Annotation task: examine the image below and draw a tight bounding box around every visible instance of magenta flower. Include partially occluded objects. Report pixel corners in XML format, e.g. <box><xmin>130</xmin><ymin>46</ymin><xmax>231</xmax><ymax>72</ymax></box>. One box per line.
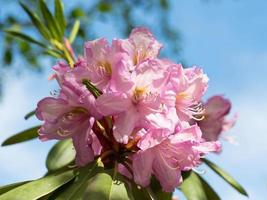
<box><xmin>197</xmin><ymin>95</ymin><xmax>237</xmax><ymax>141</ymax></box>
<box><xmin>132</xmin><ymin>124</ymin><xmax>221</xmax><ymax>192</ymax></box>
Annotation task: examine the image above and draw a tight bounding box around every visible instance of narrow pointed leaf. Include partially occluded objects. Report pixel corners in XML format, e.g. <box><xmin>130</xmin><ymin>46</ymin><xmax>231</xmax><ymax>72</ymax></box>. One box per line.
<box><xmin>39</xmin><ymin>0</ymin><xmax>62</xmax><ymax>40</ymax></box>
<box><xmin>46</xmin><ymin>139</ymin><xmax>75</xmax><ymax>172</ymax></box>
<box><xmin>19</xmin><ymin>2</ymin><xmax>51</xmax><ymax>40</ymax></box>
<box><xmin>24</xmin><ymin>110</ymin><xmax>36</xmax><ymax>120</ymax></box>
<box><xmin>0</xmin><ymin>181</ymin><xmax>30</xmax><ymax>195</ymax></box>
<box><xmin>43</xmin><ymin>49</ymin><xmax>64</xmax><ymax>59</ymax></box>
<box><xmin>1</xmin><ymin>126</ymin><xmax>40</xmax><ymax>146</ymax></box>
<box><xmin>68</xmin><ymin>20</ymin><xmax>80</xmax><ymax>44</ymax></box>
<box><xmin>180</xmin><ymin>171</ymin><xmax>220</xmax><ymax>200</ymax></box>
<box><xmin>4</xmin><ymin>30</ymin><xmax>46</xmax><ymax>48</ymax></box>
<box><xmin>0</xmin><ymin>170</ymin><xmax>75</xmax><ymax>200</ymax></box>
<box><xmin>55</xmin><ymin>0</ymin><xmax>66</xmax><ymax>35</ymax></box>
<box><xmin>202</xmin><ymin>158</ymin><xmax>248</xmax><ymax>196</ymax></box>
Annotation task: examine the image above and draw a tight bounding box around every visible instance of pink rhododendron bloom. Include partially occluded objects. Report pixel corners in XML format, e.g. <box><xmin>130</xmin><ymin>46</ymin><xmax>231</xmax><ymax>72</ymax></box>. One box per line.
<box><xmin>197</xmin><ymin>95</ymin><xmax>237</xmax><ymax>141</ymax></box>
<box><xmin>132</xmin><ymin>124</ymin><xmax>221</xmax><ymax>192</ymax></box>
<box><xmin>36</xmin><ymin>62</ymin><xmax>101</xmax><ymax>166</ymax></box>
<box><xmin>36</xmin><ymin>27</ymin><xmax>229</xmax><ymax>192</ymax></box>
<box><xmin>96</xmin><ymin>59</ymin><xmax>175</xmax><ymax>143</ymax></box>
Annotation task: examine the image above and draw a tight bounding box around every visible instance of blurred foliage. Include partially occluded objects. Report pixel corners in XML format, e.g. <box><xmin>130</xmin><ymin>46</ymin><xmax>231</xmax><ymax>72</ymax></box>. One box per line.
<box><xmin>0</xmin><ymin>0</ymin><xmax>181</xmax><ymax>99</ymax></box>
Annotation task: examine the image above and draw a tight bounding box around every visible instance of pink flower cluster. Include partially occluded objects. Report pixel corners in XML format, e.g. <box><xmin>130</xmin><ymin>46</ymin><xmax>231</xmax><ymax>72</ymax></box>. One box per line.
<box><xmin>36</xmin><ymin>28</ymin><xmax>223</xmax><ymax>192</ymax></box>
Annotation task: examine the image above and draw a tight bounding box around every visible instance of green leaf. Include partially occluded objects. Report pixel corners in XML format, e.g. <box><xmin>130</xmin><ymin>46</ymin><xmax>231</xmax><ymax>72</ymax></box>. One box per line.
<box><xmin>3</xmin><ymin>48</ymin><xmax>12</xmax><ymax>65</ymax></box>
<box><xmin>0</xmin><ymin>181</ymin><xmax>30</xmax><ymax>195</ymax></box>
<box><xmin>0</xmin><ymin>170</ymin><xmax>75</xmax><ymax>200</ymax></box>
<box><xmin>68</xmin><ymin>20</ymin><xmax>80</xmax><ymax>44</ymax></box>
<box><xmin>4</xmin><ymin>30</ymin><xmax>46</xmax><ymax>48</ymax></box>
<box><xmin>180</xmin><ymin>171</ymin><xmax>209</xmax><ymax>200</ymax></box>
<box><xmin>39</xmin><ymin>0</ymin><xmax>62</xmax><ymax>40</ymax></box>
<box><xmin>97</xmin><ymin>2</ymin><xmax>112</xmax><ymax>13</ymax></box>
<box><xmin>46</xmin><ymin>139</ymin><xmax>75</xmax><ymax>172</ymax></box>
<box><xmin>202</xmin><ymin>158</ymin><xmax>248</xmax><ymax>196</ymax></box>
<box><xmin>54</xmin><ymin>0</ymin><xmax>66</xmax><ymax>35</ymax></box>
<box><xmin>19</xmin><ymin>1</ymin><xmax>51</xmax><ymax>40</ymax></box>
<box><xmin>24</xmin><ymin>110</ymin><xmax>36</xmax><ymax>120</ymax></box>
<box><xmin>56</xmin><ymin>163</ymin><xmax>133</xmax><ymax>200</ymax></box>
<box><xmin>150</xmin><ymin>176</ymin><xmax>172</xmax><ymax>200</ymax></box>
<box><xmin>43</xmin><ymin>49</ymin><xmax>64</xmax><ymax>59</ymax></box>
<box><xmin>1</xmin><ymin>126</ymin><xmax>40</xmax><ymax>146</ymax></box>
<box><xmin>197</xmin><ymin>174</ymin><xmax>220</xmax><ymax>200</ymax></box>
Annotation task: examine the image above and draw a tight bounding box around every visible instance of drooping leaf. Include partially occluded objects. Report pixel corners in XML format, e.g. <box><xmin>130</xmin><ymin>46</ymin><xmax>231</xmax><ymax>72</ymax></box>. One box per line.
<box><xmin>202</xmin><ymin>158</ymin><xmax>248</xmax><ymax>196</ymax></box>
<box><xmin>0</xmin><ymin>170</ymin><xmax>75</xmax><ymax>200</ymax></box>
<box><xmin>3</xmin><ymin>48</ymin><xmax>12</xmax><ymax>65</ymax></box>
<box><xmin>68</xmin><ymin>20</ymin><xmax>80</xmax><ymax>44</ymax></box>
<box><xmin>0</xmin><ymin>181</ymin><xmax>30</xmax><ymax>195</ymax></box>
<box><xmin>46</xmin><ymin>139</ymin><xmax>75</xmax><ymax>172</ymax></box>
<box><xmin>19</xmin><ymin>1</ymin><xmax>51</xmax><ymax>40</ymax></box>
<box><xmin>56</xmin><ymin>163</ymin><xmax>133</xmax><ymax>200</ymax></box>
<box><xmin>54</xmin><ymin>0</ymin><xmax>66</xmax><ymax>35</ymax></box>
<box><xmin>24</xmin><ymin>110</ymin><xmax>36</xmax><ymax>120</ymax></box>
<box><xmin>39</xmin><ymin>0</ymin><xmax>62</xmax><ymax>40</ymax></box>
<box><xmin>181</xmin><ymin>171</ymin><xmax>220</xmax><ymax>200</ymax></box>
<box><xmin>1</xmin><ymin>126</ymin><xmax>40</xmax><ymax>146</ymax></box>
<box><xmin>3</xmin><ymin>30</ymin><xmax>46</xmax><ymax>48</ymax></box>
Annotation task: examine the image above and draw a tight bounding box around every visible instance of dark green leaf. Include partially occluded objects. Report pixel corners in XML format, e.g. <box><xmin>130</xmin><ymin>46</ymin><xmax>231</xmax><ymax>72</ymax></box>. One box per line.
<box><xmin>202</xmin><ymin>158</ymin><xmax>248</xmax><ymax>196</ymax></box>
<box><xmin>0</xmin><ymin>170</ymin><xmax>75</xmax><ymax>200</ymax></box>
<box><xmin>46</xmin><ymin>139</ymin><xmax>75</xmax><ymax>172</ymax></box>
<box><xmin>0</xmin><ymin>181</ymin><xmax>30</xmax><ymax>195</ymax></box>
<box><xmin>70</xmin><ymin>8</ymin><xmax>85</xmax><ymax>18</ymax></box>
<box><xmin>3</xmin><ymin>48</ymin><xmax>12</xmax><ymax>65</ymax></box>
<box><xmin>56</xmin><ymin>163</ymin><xmax>133</xmax><ymax>200</ymax></box>
<box><xmin>4</xmin><ymin>30</ymin><xmax>46</xmax><ymax>48</ymax></box>
<box><xmin>150</xmin><ymin>176</ymin><xmax>172</xmax><ymax>200</ymax></box>
<box><xmin>39</xmin><ymin>0</ymin><xmax>62</xmax><ymax>40</ymax></box>
<box><xmin>24</xmin><ymin>110</ymin><xmax>36</xmax><ymax>120</ymax></box>
<box><xmin>55</xmin><ymin>0</ymin><xmax>66</xmax><ymax>35</ymax></box>
<box><xmin>68</xmin><ymin>20</ymin><xmax>80</xmax><ymax>44</ymax></box>
<box><xmin>197</xmin><ymin>174</ymin><xmax>220</xmax><ymax>200</ymax></box>
<box><xmin>19</xmin><ymin>1</ymin><xmax>51</xmax><ymax>40</ymax></box>
<box><xmin>97</xmin><ymin>2</ymin><xmax>112</xmax><ymax>13</ymax></box>
<box><xmin>1</xmin><ymin>126</ymin><xmax>40</xmax><ymax>146</ymax></box>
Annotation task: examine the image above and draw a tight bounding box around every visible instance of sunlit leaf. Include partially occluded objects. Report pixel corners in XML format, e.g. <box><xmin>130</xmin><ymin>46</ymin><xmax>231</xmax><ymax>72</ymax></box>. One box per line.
<box><xmin>43</xmin><ymin>49</ymin><xmax>64</xmax><ymax>59</ymax></box>
<box><xmin>1</xmin><ymin>126</ymin><xmax>40</xmax><ymax>146</ymax></box>
<box><xmin>177</xmin><ymin>172</ymin><xmax>219</xmax><ymax>200</ymax></box>
<box><xmin>19</xmin><ymin>1</ymin><xmax>51</xmax><ymax>40</ymax></box>
<box><xmin>0</xmin><ymin>170</ymin><xmax>75</xmax><ymax>200</ymax></box>
<box><xmin>24</xmin><ymin>110</ymin><xmax>36</xmax><ymax>120</ymax></box>
<box><xmin>56</xmin><ymin>163</ymin><xmax>133</xmax><ymax>200</ymax></box>
<box><xmin>39</xmin><ymin>0</ymin><xmax>62</xmax><ymax>40</ymax></box>
<box><xmin>68</xmin><ymin>20</ymin><xmax>80</xmax><ymax>44</ymax></box>
<box><xmin>202</xmin><ymin>158</ymin><xmax>248</xmax><ymax>196</ymax></box>
<box><xmin>46</xmin><ymin>139</ymin><xmax>75</xmax><ymax>172</ymax></box>
<box><xmin>0</xmin><ymin>181</ymin><xmax>30</xmax><ymax>195</ymax></box>
<box><xmin>55</xmin><ymin>0</ymin><xmax>66</xmax><ymax>35</ymax></box>
<box><xmin>4</xmin><ymin>30</ymin><xmax>46</xmax><ymax>48</ymax></box>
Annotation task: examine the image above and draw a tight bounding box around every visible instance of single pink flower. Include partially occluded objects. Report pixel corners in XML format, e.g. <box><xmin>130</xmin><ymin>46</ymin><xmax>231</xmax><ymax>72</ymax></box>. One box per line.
<box><xmin>197</xmin><ymin>95</ymin><xmax>237</xmax><ymax>141</ymax></box>
<box><xmin>132</xmin><ymin>124</ymin><xmax>220</xmax><ymax>192</ymax></box>
<box><xmin>168</xmin><ymin>66</ymin><xmax>209</xmax><ymax>121</ymax></box>
<box><xmin>114</xmin><ymin>27</ymin><xmax>162</xmax><ymax>66</ymax></box>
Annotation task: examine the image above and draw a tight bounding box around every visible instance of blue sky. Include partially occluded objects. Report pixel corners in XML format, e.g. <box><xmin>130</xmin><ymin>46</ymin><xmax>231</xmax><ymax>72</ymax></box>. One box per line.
<box><xmin>0</xmin><ymin>0</ymin><xmax>267</xmax><ymax>199</ymax></box>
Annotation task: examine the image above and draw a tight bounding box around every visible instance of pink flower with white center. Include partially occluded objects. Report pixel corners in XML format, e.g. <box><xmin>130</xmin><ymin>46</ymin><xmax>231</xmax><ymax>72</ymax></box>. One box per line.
<box><xmin>114</xmin><ymin>27</ymin><xmax>162</xmax><ymax>66</ymax></box>
<box><xmin>132</xmin><ymin>124</ymin><xmax>221</xmax><ymax>192</ymax></box>
<box><xmin>197</xmin><ymin>95</ymin><xmax>237</xmax><ymax>141</ymax></box>
<box><xmin>96</xmin><ymin>59</ymin><xmax>172</xmax><ymax>144</ymax></box>
<box><xmin>169</xmin><ymin>66</ymin><xmax>209</xmax><ymax>121</ymax></box>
